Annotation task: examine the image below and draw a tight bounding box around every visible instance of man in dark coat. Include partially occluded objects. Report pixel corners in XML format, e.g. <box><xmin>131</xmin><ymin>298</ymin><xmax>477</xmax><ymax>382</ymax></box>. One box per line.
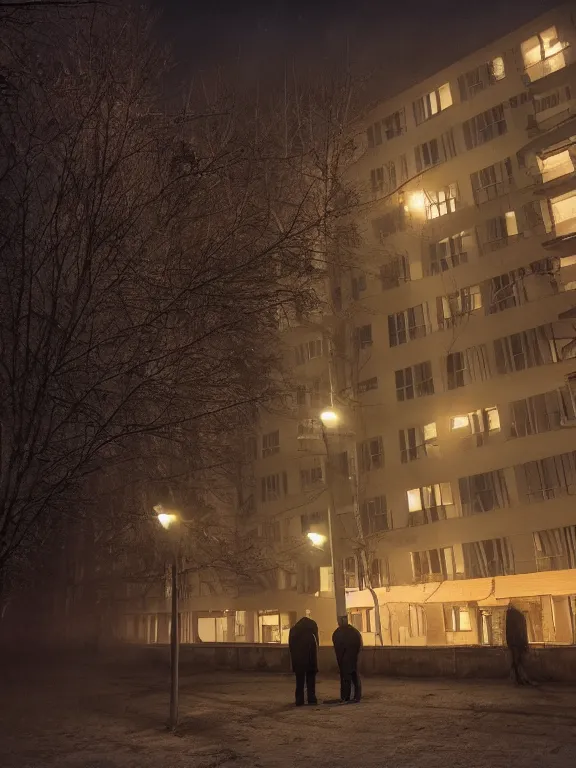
<box><xmin>288</xmin><ymin>616</ymin><xmax>319</xmax><ymax>706</ymax></box>
<box><xmin>332</xmin><ymin>617</ymin><xmax>363</xmax><ymax>702</ymax></box>
<box><xmin>506</xmin><ymin>604</ymin><xmax>530</xmax><ymax>685</ymax></box>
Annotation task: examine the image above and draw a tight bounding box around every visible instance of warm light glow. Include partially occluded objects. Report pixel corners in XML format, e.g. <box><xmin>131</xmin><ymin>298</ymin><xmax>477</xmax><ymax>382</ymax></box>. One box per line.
<box><xmin>491</xmin><ymin>56</ymin><xmax>505</xmax><ymax>81</ymax></box>
<box><xmin>551</xmin><ymin>192</ymin><xmax>576</xmax><ymax>235</ymax></box>
<box><xmin>407</xmin><ymin>191</ymin><xmax>426</xmax><ymax>213</ymax></box>
<box><xmin>438</xmin><ymin>83</ymin><xmax>453</xmax><ymax>111</ymax></box>
<box><xmin>505</xmin><ymin>211</ymin><xmax>518</xmax><ymax>237</ymax></box>
<box><xmin>538</xmin><ymin>151</ymin><xmax>574</xmax><ymax>183</ymax></box>
<box><xmin>451</xmin><ymin>415</ymin><xmax>470</xmax><ymax>430</ymax></box>
<box><xmin>154</xmin><ymin>504</ymin><xmax>179</xmax><ymax>529</ymax></box>
<box><xmin>487</xmin><ymin>407</ymin><xmax>501</xmax><ymax>432</ymax></box>
<box><xmin>407</xmin><ymin>488</ymin><xmax>422</xmax><ymax>513</ymax></box>
<box><xmin>522</xmin><ymin>27</ymin><xmax>567</xmax><ymax>81</ymax></box>
<box><xmin>320</xmin><ymin>409</ymin><xmax>339</xmax><ymax>425</ymax></box>
<box><xmin>307</xmin><ymin>531</ymin><xmax>327</xmax><ymax>547</ymax></box>
<box><xmin>157</xmin><ymin>513</ymin><xmax>178</xmax><ymax>529</ymax></box>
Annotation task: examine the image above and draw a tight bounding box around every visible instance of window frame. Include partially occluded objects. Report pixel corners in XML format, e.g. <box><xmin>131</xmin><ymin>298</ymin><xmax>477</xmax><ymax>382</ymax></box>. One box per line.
<box><xmin>262</xmin><ymin>430</ymin><xmax>280</xmax><ymax>458</ymax></box>
<box><xmin>399</xmin><ymin>423</ymin><xmax>437</xmax><ymax>463</ymax></box>
<box><xmin>395</xmin><ymin>361</ymin><xmax>434</xmax><ymax>401</ymax></box>
<box><xmin>413</xmin><ymin>82</ymin><xmax>453</xmax><ymax>125</ymax></box>
<box><xmin>388</xmin><ymin>303</ymin><xmax>430</xmax><ymax>347</ymax></box>
<box><xmin>425</xmin><ymin>184</ymin><xmax>458</xmax><ymax>220</ymax></box>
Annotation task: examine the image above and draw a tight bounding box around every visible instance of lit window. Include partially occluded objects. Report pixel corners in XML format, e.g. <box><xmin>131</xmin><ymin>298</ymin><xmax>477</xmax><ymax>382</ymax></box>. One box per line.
<box><xmin>438</xmin><ymin>285</ymin><xmax>482</xmax><ymax>328</ymax></box>
<box><xmin>550</xmin><ymin>192</ymin><xmax>576</xmax><ymax>236</ymax></box>
<box><xmin>407</xmin><ymin>488</ymin><xmax>423</xmax><ymax>512</ymax></box>
<box><xmin>438</xmin><ymin>83</ymin><xmax>453</xmax><ymax>111</ymax></box>
<box><xmin>538</xmin><ymin>150</ymin><xmax>574</xmax><ymax>183</ymax></box>
<box><xmin>487</xmin><ymin>407</ymin><xmax>501</xmax><ymax>432</ymax></box>
<box><xmin>450</xmin><ymin>408</ymin><xmax>500</xmax><ymax>444</ymax></box>
<box><xmin>522</xmin><ymin>26</ymin><xmax>568</xmax><ymax>82</ymax></box>
<box><xmin>491</xmin><ymin>56</ymin><xmax>505</xmax><ymax>81</ymax></box>
<box><xmin>399</xmin><ymin>423</ymin><xmax>437</xmax><ymax>463</ymax></box>
<box><xmin>505</xmin><ymin>211</ymin><xmax>518</xmax><ymax>236</ymax></box>
<box><xmin>413</xmin><ymin>83</ymin><xmax>452</xmax><ymax>124</ymax></box>
<box><xmin>426</xmin><ymin>184</ymin><xmax>458</xmax><ymax>220</ymax></box>
<box><xmin>446</xmin><ymin>606</ymin><xmax>472</xmax><ymax>632</ymax></box>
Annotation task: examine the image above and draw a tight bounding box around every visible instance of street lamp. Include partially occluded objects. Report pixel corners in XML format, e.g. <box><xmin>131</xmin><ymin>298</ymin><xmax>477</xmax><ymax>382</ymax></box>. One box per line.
<box><xmin>319</xmin><ymin>409</ymin><xmax>339</xmax><ymax>425</ymax></box>
<box><xmin>404</xmin><ymin>190</ymin><xmax>426</xmax><ymax>214</ymax></box>
<box><xmin>317</xmin><ymin>409</ymin><xmax>348</xmax><ymax>626</ymax></box>
<box><xmin>307</xmin><ymin>531</ymin><xmax>327</xmax><ymax>547</ymax></box>
<box><xmin>154</xmin><ymin>504</ymin><xmax>180</xmax><ymax>731</ymax></box>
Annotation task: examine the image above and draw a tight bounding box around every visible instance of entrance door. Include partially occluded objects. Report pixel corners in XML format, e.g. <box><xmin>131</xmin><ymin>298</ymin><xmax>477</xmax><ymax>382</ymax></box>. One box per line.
<box><xmin>480</xmin><ymin>611</ymin><xmax>493</xmax><ymax>645</ymax></box>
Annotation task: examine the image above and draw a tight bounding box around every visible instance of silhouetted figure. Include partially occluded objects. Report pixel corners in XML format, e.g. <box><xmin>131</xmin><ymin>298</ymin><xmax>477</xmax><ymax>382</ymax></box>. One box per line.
<box><xmin>506</xmin><ymin>604</ymin><xmax>530</xmax><ymax>685</ymax></box>
<box><xmin>288</xmin><ymin>616</ymin><xmax>319</xmax><ymax>706</ymax></box>
<box><xmin>332</xmin><ymin>618</ymin><xmax>363</xmax><ymax>702</ymax></box>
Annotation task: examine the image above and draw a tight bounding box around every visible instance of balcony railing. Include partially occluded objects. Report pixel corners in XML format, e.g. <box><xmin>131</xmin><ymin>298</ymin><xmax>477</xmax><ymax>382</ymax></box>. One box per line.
<box><xmin>525</xmin><ymin>47</ymin><xmax>569</xmax><ymax>84</ymax></box>
<box><xmin>408</xmin><ymin>506</ymin><xmax>452</xmax><ymax>526</ymax></box>
<box><xmin>536</xmin><ymin>554</ymin><xmax>575</xmax><ymax>571</ymax></box>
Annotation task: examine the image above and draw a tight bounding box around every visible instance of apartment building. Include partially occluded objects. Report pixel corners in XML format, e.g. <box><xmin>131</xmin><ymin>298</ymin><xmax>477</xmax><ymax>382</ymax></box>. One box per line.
<box><xmin>118</xmin><ymin>3</ymin><xmax>576</xmax><ymax>648</ymax></box>
<box><xmin>342</xmin><ymin>1</ymin><xmax>576</xmax><ymax>647</ymax></box>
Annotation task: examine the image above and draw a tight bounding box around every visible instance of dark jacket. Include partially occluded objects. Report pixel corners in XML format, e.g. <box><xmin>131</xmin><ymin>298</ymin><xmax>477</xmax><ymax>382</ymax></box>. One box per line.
<box><xmin>289</xmin><ymin>617</ymin><xmax>319</xmax><ymax>674</ymax></box>
<box><xmin>332</xmin><ymin>624</ymin><xmax>363</xmax><ymax>673</ymax></box>
<box><xmin>506</xmin><ymin>606</ymin><xmax>529</xmax><ymax>651</ymax></box>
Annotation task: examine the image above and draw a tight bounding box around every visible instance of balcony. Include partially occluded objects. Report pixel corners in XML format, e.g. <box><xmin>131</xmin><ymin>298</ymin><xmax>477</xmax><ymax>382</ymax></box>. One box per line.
<box><xmin>536</xmin><ymin>554</ymin><xmax>574</xmax><ymax>572</ymax></box>
<box><xmin>408</xmin><ymin>506</ymin><xmax>452</xmax><ymax>527</ymax></box>
<box><xmin>542</xmin><ymin>191</ymin><xmax>576</xmax><ymax>248</ymax></box>
<box><xmin>524</xmin><ymin>46</ymin><xmax>574</xmax><ymax>92</ymax></box>
<box><xmin>537</xmin><ymin>150</ymin><xmax>575</xmax><ymax>186</ymax></box>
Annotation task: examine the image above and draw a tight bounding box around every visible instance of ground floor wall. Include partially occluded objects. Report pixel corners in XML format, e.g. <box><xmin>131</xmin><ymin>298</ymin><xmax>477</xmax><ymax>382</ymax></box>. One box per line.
<box><xmin>115</xmin><ymin>571</ymin><xmax>576</xmax><ymax>648</ymax></box>
<box><xmin>128</xmin><ymin>641</ymin><xmax>576</xmax><ymax>682</ymax></box>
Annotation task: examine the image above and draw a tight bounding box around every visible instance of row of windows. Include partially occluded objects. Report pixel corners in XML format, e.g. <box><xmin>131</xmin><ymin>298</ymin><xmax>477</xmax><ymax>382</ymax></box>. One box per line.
<box><xmin>260</xmin><ymin>380</ymin><xmax>576</xmax><ymax>479</ymax></box>
<box><xmin>293</xmin><ymin>320</ymin><xmax>574</xmax><ymax>401</ymax></box>
<box><xmin>259</xmin><ymin>450</ymin><xmax>351</xmax><ymax>501</ymax></box>
<box><xmin>365</xmin><ymin>24</ymin><xmax>567</xmax><ymax>152</ymax></box>
<box><xmin>361</xmin><ymin>443</ymin><xmax>576</xmax><ymax>543</ymax></box>
<box><xmin>364</xmin><ymin>185</ymin><xmax>571</xmax><ymax>305</ymax></box>
<box><xmin>391</xmin><ymin>321</ymin><xmax>573</xmax><ymax>402</ymax></box>
<box><xmin>370</xmin><ymin>147</ymin><xmax>575</xmax><ymax>285</ymax></box>
<box><xmin>263</xmin><ymin>523</ymin><xmax>576</xmax><ymax>590</ymax></box>
<box><xmin>369</xmin><ymin>105</ymin><xmax>509</xmax><ymax>198</ymax></box>
<box><xmin>412</xmin><ymin>524</ymin><xmax>576</xmax><ymax>584</ymax></box>
<box><xmin>387</xmin><ymin>256</ymin><xmax>558</xmax><ymax>347</ymax></box>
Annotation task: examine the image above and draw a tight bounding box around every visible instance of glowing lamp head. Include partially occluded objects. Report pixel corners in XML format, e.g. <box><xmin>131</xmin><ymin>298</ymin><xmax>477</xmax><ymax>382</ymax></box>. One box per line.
<box><xmin>307</xmin><ymin>531</ymin><xmax>327</xmax><ymax>547</ymax></box>
<box><xmin>320</xmin><ymin>409</ymin><xmax>338</xmax><ymax>425</ymax></box>
<box><xmin>406</xmin><ymin>191</ymin><xmax>426</xmax><ymax>213</ymax></box>
<box><xmin>154</xmin><ymin>504</ymin><xmax>179</xmax><ymax>529</ymax></box>
<box><xmin>157</xmin><ymin>512</ymin><xmax>178</xmax><ymax>529</ymax></box>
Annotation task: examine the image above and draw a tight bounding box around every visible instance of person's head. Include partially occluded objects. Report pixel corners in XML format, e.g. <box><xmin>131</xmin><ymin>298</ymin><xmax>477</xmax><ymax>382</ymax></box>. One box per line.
<box><xmin>337</xmin><ymin>615</ymin><xmax>349</xmax><ymax>628</ymax></box>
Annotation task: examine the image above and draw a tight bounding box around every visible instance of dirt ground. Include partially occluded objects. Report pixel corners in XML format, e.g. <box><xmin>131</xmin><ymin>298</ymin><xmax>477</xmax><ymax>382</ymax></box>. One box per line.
<box><xmin>2</xmin><ymin>655</ymin><xmax>576</xmax><ymax>768</ymax></box>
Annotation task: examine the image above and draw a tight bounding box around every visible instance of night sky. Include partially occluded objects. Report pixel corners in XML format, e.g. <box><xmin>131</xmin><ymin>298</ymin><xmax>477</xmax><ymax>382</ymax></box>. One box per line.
<box><xmin>152</xmin><ymin>0</ymin><xmax>564</xmax><ymax>98</ymax></box>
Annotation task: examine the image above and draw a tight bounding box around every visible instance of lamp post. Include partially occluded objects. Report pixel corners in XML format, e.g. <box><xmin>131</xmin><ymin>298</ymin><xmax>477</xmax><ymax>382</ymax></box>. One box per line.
<box><xmin>154</xmin><ymin>505</ymin><xmax>180</xmax><ymax>731</ymax></box>
<box><xmin>315</xmin><ymin>409</ymin><xmax>348</xmax><ymax>626</ymax></box>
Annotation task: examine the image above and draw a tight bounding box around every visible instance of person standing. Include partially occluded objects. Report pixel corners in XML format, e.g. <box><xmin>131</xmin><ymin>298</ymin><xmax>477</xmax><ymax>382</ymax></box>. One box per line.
<box><xmin>288</xmin><ymin>616</ymin><xmax>319</xmax><ymax>706</ymax></box>
<box><xmin>332</xmin><ymin>617</ymin><xmax>363</xmax><ymax>703</ymax></box>
<box><xmin>506</xmin><ymin>603</ymin><xmax>530</xmax><ymax>685</ymax></box>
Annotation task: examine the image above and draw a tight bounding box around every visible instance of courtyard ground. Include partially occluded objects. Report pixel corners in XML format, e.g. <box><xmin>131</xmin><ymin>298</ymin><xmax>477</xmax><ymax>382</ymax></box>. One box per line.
<box><xmin>2</xmin><ymin>654</ymin><xmax>576</xmax><ymax>768</ymax></box>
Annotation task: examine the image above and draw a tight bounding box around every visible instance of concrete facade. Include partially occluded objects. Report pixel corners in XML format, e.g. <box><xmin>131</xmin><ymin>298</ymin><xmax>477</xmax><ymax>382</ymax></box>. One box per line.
<box><xmin>118</xmin><ymin>3</ymin><xmax>576</xmax><ymax>650</ymax></box>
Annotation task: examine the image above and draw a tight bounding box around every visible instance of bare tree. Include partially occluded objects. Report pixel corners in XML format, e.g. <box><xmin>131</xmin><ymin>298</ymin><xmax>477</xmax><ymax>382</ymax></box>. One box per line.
<box><xmin>0</xmin><ymin>3</ymin><xmax>359</xmax><ymax>623</ymax></box>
